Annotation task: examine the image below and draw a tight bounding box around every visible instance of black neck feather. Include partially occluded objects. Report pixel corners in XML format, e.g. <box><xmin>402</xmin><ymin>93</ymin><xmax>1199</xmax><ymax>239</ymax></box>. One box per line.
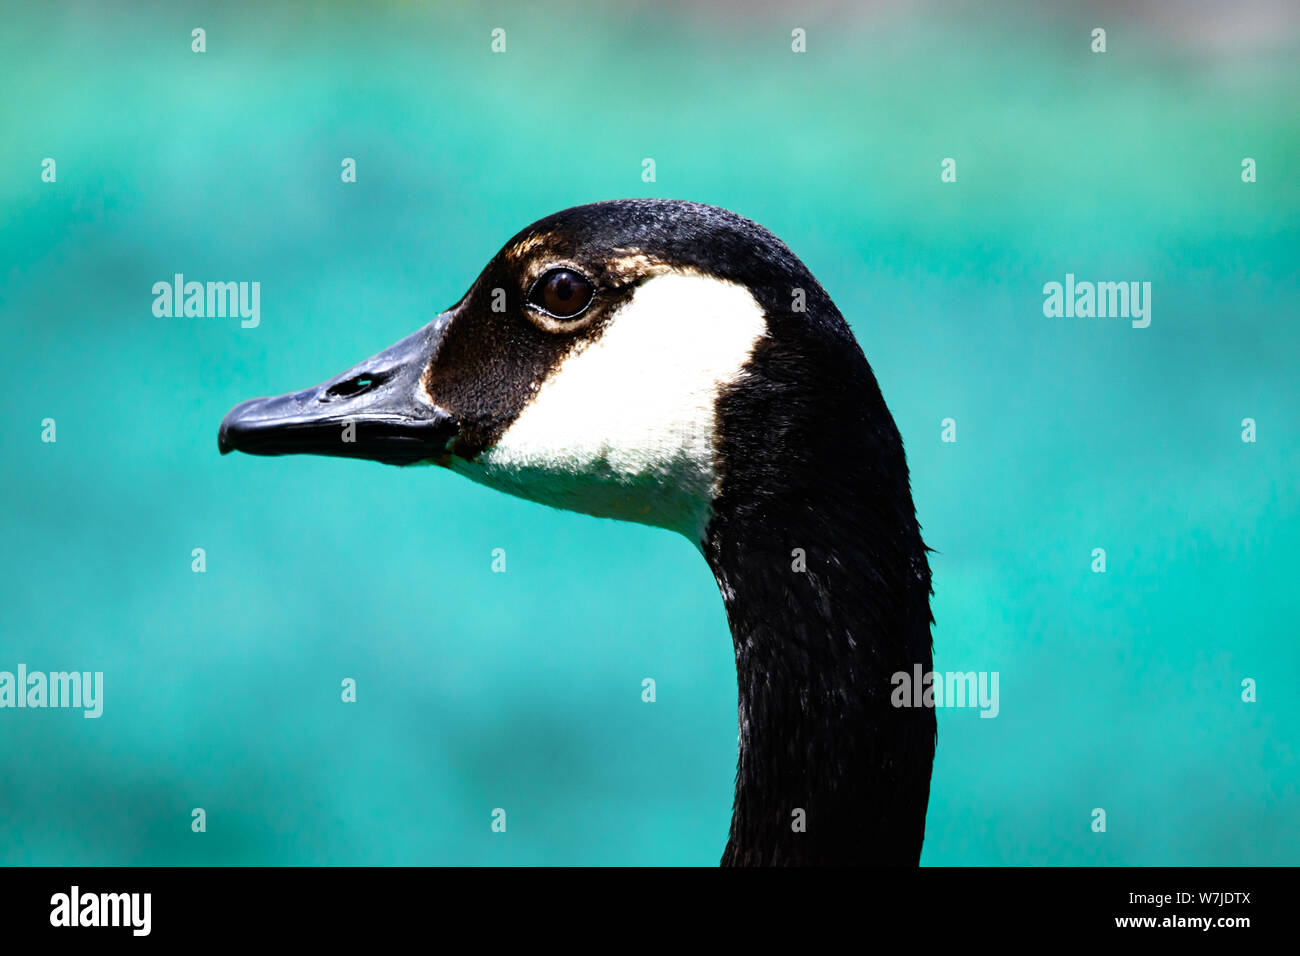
<box><xmin>704</xmin><ymin>299</ymin><xmax>935</xmax><ymax>867</ymax></box>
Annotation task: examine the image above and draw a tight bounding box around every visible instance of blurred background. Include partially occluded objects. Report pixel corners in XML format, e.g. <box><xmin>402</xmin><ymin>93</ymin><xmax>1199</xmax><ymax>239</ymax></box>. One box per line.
<box><xmin>0</xmin><ymin>0</ymin><xmax>1296</xmax><ymax>865</ymax></box>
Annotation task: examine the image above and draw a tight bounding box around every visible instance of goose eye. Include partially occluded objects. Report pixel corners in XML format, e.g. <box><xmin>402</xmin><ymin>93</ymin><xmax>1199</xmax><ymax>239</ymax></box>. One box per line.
<box><xmin>530</xmin><ymin>268</ymin><xmax>594</xmax><ymax>319</ymax></box>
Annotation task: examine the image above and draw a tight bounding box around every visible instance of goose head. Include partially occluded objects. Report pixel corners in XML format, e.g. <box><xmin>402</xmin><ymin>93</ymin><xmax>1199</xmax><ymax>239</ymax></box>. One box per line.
<box><xmin>221</xmin><ymin>199</ymin><xmax>816</xmax><ymax>544</ymax></box>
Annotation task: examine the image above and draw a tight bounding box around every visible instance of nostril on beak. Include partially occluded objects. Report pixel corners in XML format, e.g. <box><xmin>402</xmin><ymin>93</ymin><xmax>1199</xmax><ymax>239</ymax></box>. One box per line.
<box><xmin>323</xmin><ymin>370</ymin><xmax>390</xmax><ymax>401</ymax></box>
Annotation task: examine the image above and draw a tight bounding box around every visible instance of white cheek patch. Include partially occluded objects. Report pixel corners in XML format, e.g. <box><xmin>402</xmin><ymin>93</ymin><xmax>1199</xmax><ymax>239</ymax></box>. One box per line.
<box><xmin>451</xmin><ymin>271</ymin><xmax>768</xmax><ymax>543</ymax></box>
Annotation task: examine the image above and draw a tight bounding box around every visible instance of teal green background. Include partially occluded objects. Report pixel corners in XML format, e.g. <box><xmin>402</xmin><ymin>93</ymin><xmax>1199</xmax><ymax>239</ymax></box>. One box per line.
<box><xmin>1</xmin><ymin>1</ymin><xmax>1296</xmax><ymax>865</ymax></box>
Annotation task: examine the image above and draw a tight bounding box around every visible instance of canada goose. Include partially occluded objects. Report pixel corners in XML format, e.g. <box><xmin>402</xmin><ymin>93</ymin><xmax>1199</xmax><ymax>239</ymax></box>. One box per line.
<box><xmin>219</xmin><ymin>199</ymin><xmax>935</xmax><ymax>866</ymax></box>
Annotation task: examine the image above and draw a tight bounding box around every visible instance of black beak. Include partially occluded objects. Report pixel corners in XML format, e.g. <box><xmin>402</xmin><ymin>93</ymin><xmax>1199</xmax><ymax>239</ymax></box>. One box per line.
<box><xmin>218</xmin><ymin>314</ymin><xmax>459</xmax><ymax>466</ymax></box>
